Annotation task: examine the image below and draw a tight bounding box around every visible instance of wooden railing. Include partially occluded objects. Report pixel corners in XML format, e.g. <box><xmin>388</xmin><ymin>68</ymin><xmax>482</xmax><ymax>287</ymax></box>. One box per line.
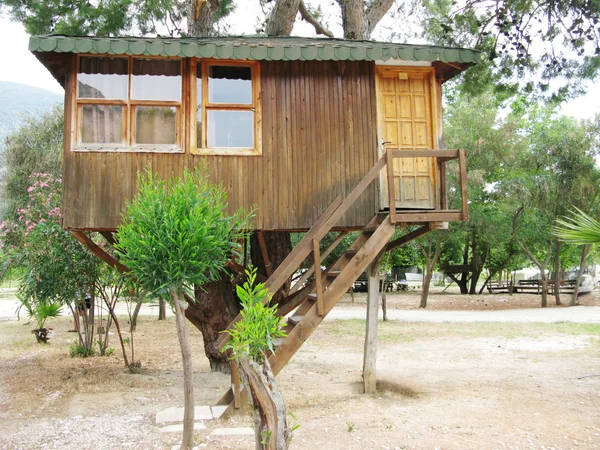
<box><xmin>386</xmin><ymin>149</ymin><xmax>468</xmax><ymax>224</ymax></box>
<box><xmin>216</xmin><ymin>149</ymin><xmax>468</xmax><ymax>350</ymax></box>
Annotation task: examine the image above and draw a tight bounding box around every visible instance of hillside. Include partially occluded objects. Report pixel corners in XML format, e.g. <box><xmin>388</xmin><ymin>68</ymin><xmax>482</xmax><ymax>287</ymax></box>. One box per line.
<box><xmin>0</xmin><ymin>81</ymin><xmax>63</xmax><ymax>148</ymax></box>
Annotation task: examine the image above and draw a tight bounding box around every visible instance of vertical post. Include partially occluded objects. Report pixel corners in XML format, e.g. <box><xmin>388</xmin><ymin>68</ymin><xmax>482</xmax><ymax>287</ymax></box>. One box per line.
<box><xmin>386</xmin><ymin>151</ymin><xmax>397</xmax><ymax>224</ymax></box>
<box><xmin>363</xmin><ymin>252</ymin><xmax>384</xmax><ymax>394</ymax></box>
<box><xmin>458</xmin><ymin>149</ymin><xmax>468</xmax><ymax>221</ymax></box>
<box><xmin>438</xmin><ymin>160</ymin><xmax>447</xmax><ymax>210</ymax></box>
<box><xmin>313</xmin><ymin>239</ymin><xmax>324</xmax><ymax>316</ymax></box>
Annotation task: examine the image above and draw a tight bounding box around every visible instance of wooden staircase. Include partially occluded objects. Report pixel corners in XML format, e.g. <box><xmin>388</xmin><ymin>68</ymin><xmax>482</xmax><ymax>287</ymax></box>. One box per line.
<box><xmin>215</xmin><ymin>150</ymin><xmax>468</xmax><ymax>414</ymax></box>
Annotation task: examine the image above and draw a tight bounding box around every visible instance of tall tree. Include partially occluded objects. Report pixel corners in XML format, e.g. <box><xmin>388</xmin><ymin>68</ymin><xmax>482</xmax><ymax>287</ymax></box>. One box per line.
<box><xmin>115</xmin><ymin>167</ymin><xmax>250</xmax><ymax>449</ymax></box>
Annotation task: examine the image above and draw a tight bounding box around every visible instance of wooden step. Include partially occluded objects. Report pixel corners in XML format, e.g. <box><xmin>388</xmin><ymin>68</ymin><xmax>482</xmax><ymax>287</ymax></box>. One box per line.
<box><xmin>344</xmin><ymin>249</ymin><xmax>358</xmax><ymax>256</ymax></box>
<box><xmin>325</xmin><ymin>271</ymin><xmax>342</xmax><ymax>278</ymax></box>
<box><xmin>363</xmin><ymin>224</ymin><xmax>378</xmax><ymax>233</ymax></box>
<box><xmin>306</xmin><ymin>294</ymin><xmax>317</xmax><ymax>302</ymax></box>
<box><xmin>288</xmin><ymin>314</ymin><xmax>304</xmax><ymax>326</ymax></box>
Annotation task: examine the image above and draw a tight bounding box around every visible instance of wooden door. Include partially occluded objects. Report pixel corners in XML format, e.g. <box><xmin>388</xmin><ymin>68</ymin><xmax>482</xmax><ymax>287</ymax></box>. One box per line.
<box><xmin>377</xmin><ymin>67</ymin><xmax>436</xmax><ymax>209</ymax></box>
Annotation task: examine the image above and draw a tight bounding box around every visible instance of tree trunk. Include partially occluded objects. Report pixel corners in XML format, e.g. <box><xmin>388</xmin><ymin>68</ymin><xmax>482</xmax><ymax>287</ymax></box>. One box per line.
<box><xmin>238</xmin><ymin>357</ymin><xmax>291</xmax><ymax>450</ymax></box>
<box><xmin>170</xmin><ymin>286</ymin><xmax>195</xmax><ymax>450</ymax></box>
<box><xmin>266</xmin><ymin>0</ymin><xmax>301</xmax><ymax>36</ymax></box>
<box><xmin>553</xmin><ymin>240</ymin><xmax>562</xmax><ymax>306</ymax></box>
<box><xmin>419</xmin><ymin>234</ymin><xmax>441</xmax><ymax>308</ymax></box>
<box><xmin>571</xmin><ymin>244</ymin><xmax>591</xmax><ymax>306</ymax></box>
<box><xmin>339</xmin><ymin>0</ymin><xmax>367</xmax><ymax>39</ymax></box>
<box><xmin>186</xmin><ymin>274</ymin><xmax>240</xmax><ymax>373</ymax></box>
<box><xmin>158</xmin><ymin>297</ymin><xmax>167</xmax><ymax>321</ymax></box>
<box><xmin>187</xmin><ymin>0</ymin><xmax>219</xmax><ymax>36</ymax></box>
<box><xmin>130</xmin><ymin>292</ymin><xmax>144</xmax><ymax>332</ymax></box>
<box><xmin>381</xmin><ymin>289</ymin><xmax>387</xmax><ymax>321</ymax></box>
<box><xmin>540</xmin><ymin>272</ymin><xmax>548</xmax><ymax>308</ymax></box>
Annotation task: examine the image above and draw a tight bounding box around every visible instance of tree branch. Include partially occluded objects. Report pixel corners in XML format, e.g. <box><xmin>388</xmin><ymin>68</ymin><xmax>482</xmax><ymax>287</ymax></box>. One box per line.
<box><xmin>365</xmin><ymin>0</ymin><xmax>395</xmax><ymax>36</ymax></box>
<box><xmin>299</xmin><ymin>0</ymin><xmax>334</xmax><ymax>37</ymax></box>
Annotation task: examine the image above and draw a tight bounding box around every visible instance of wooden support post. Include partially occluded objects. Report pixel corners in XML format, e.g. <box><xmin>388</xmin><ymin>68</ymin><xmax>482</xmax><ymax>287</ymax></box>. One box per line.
<box><xmin>363</xmin><ymin>252</ymin><xmax>383</xmax><ymax>394</ymax></box>
<box><xmin>458</xmin><ymin>149</ymin><xmax>468</xmax><ymax>221</ymax></box>
<box><xmin>386</xmin><ymin>151</ymin><xmax>397</xmax><ymax>224</ymax></box>
<box><xmin>256</xmin><ymin>231</ymin><xmax>273</xmax><ymax>277</ymax></box>
<box><xmin>313</xmin><ymin>238</ymin><xmax>324</xmax><ymax>316</ymax></box>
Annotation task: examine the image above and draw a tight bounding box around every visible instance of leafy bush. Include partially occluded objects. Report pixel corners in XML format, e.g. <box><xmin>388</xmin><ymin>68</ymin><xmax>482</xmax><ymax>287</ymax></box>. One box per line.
<box><xmin>222</xmin><ymin>268</ymin><xmax>286</xmax><ymax>363</ymax></box>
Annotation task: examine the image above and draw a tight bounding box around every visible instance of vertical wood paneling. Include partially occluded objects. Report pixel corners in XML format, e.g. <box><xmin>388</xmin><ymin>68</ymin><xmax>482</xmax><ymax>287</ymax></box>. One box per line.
<box><xmin>63</xmin><ymin>60</ymin><xmax>379</xmax><ymax>231</ymax></box>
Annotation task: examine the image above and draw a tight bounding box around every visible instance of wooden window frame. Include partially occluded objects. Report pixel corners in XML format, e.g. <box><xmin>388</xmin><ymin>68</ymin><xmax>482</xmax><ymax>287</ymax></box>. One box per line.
<box><xmin>191</xmin><ymin>59</ymin><xmax>262</xmax><ymax>156</ymax></box>
<box><xmin>72</xmin><ymin>55</ymin><xmax>184</xmax><ymax>153</ymax></box>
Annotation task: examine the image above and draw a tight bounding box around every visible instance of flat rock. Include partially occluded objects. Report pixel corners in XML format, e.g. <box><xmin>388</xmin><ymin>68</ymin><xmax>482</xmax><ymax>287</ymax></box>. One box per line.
<box><xmin>160</xmin><ymin>422</ymin><xmax>206</xmax><ymax>433</ymax></box>
<box><xmin>156</xmin><ymin>406</ymin><xmax>213</xmax><ymax>423</ymax></box>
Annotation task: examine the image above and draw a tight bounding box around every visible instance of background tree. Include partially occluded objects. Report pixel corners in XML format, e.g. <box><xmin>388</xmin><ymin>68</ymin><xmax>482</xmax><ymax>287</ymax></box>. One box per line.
<box><xmin>1</xmin><ymin>106</ymin><xmax>63</xmax><ymax>218</ymax></box>
<box><xmin>115</xmin><ymin>166</ymin><xmax>250</xmax><ymax>450</ymax></box>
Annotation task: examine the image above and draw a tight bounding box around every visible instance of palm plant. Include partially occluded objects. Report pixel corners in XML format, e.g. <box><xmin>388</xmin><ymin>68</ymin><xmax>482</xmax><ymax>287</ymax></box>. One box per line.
<box><xmin>554</xmin><ymin>208</ymin><xmax>600</xmax><ymax>244</ymax></box>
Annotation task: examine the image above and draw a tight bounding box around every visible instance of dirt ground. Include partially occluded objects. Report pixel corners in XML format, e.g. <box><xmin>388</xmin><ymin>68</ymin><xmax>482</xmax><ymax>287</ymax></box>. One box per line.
<box><xmin>0</xmin><ymin>288</ymin><xmax>599</xmax><ymax>450</ymax></box>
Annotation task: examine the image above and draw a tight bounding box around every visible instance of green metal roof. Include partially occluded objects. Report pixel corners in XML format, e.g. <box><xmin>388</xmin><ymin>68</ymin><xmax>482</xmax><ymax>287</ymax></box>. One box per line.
<box><xmin>29</xmin><ymin>35</ymin><xmax>481</xmax><ymax>64</ymax></box>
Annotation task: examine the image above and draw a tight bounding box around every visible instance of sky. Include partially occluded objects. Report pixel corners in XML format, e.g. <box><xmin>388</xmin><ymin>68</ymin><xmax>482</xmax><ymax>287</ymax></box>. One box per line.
<box><xmin>0</xmin><ymin>13</ymin><xmax>598</xmax><ymax>120</ymax></box>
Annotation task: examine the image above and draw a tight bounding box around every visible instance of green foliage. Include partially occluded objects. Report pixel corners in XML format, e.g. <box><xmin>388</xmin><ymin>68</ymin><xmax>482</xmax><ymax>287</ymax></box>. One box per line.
<box><xmin>222</xmin><ymin>268</ymin><xmax>286</xmax><ymax>364</ymax></box>
<box><xmin>423</xmin><ymin>0</ymin><xmax>600</xmax><ymax>100</ymax></box>
<box><xmin>1</xmin><ymin>174</ymin><xmax>99</xmax><ymax>305</ymax></box>
<box><xmin>20</xmin><ymin>298</ymin><xmax>62</xmax><ymax>330</ymax></box>
<box><xmin>69</xmin><ymin>343</ymin><xmax>96</xmax><ymax>358</ymax></box>
<box><xmin>555</xmin><ymin>208</ymin><xmax>600</xmax><ymax>245</ymax></box>
<box><xmin>0</xmin><ymin>0</ymin><xmax>236</xmax><ymax>36</ymax></box>
<box><xmin>115</xmin><ymin>165</ymin><xmax>251</xmax><ymax>296</ymax></box>
<box><xmin>1</xmin><ymin>106</ymin><xmax>63</xmax><ymax>218</ymax></box>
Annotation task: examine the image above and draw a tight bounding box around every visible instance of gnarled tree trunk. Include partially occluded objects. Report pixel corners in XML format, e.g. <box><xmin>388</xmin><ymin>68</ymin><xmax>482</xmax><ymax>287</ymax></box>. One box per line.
<box><xmin>238</xmin><ymin>356</ymin><xmax>291</xmax><ymax>450</ymax></box>
<box><xmin>187</xmin><ymin>274</ymin><xmax>240</xmax><ymax>373</ymax></box>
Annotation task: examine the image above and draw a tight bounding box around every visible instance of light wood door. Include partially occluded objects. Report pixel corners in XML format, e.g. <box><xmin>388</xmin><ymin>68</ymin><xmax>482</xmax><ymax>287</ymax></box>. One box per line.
<box><xmin>377</xmin><ymin>68</ymin><xmax>436</xmax><ymax>209</ymax></box>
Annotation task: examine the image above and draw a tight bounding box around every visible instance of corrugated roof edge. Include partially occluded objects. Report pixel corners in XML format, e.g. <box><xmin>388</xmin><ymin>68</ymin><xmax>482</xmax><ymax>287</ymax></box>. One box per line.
<box><xmin>29</xmin><ymin>34</ymin><xmax>481</xmax><ymax>64</ymax></box>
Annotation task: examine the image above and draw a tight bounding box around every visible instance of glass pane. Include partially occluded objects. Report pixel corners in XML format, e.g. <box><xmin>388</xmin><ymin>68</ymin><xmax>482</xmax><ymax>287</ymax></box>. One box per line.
<box><xmin>207</xmin><ymin>110</ymin><xmax>253</xmax><ymax>148</ymax></box>
<box><xmin>196</xmin><ymin>65</ymin><xmax>202</xmax><ymax>147</ymax></box>
<box><xmin>78</xmin><ymin>57</ymin><xmax>128</xmax><ymax>99</ymax></box>
<box><xmin>131</xmin><ymin>59</ymin><xmax>182</xmax><ymax>101</ymax></box>
<box><xmin>135</xmin><ymin>106</ymin><xmax>177</xmax><ymax>145</ymax></box>
<box><xmin>209</xmin><ymin>66</ymin><xmax>252</xmax><ymax>104</ymax></box>
<box><xmin>81</xmin><ymin>105</ymin><xmax>123</xmax><ymax>144</ymax></box>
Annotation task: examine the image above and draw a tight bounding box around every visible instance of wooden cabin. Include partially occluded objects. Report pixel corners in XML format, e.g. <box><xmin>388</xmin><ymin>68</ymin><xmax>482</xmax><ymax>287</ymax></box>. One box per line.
<box><xmin>32</xmin><ymin>35</ymin><xmax>478</xmax><ymax>407</ymax></box>
<box><xmin>31</xmin><ymin>35</ymin><xmax>477</xmax><ymax>232</ymax></box>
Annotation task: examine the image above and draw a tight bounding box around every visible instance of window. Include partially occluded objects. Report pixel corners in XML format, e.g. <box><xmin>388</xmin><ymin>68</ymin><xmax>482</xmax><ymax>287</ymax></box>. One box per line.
<box><xmin>194</xmin><ymin>61</ymin><xmax>261</xmax><ymax>155</ymax></box>
<box><xmin>75</xmin><ymin>56</ymin><xmax>182</xmax><ymax>151</ymax></box>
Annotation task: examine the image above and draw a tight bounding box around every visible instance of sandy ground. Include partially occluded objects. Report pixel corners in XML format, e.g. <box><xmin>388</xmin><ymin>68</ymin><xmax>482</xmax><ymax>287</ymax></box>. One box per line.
<box><xmin>0</xmin><ymin>287</ymin><xmax>599</xmax><ymax>450</ymax></box>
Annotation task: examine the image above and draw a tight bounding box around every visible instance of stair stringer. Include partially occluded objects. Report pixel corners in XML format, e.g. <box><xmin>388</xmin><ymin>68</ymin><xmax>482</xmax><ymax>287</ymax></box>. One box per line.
<box><xmin>268</xmin><ymin>216</ymin><xmax>396</xmax><ymax>375</ymax></box>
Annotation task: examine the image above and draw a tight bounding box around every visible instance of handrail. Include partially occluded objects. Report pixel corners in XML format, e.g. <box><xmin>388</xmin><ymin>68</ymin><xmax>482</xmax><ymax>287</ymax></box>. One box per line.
<box><xmin>386</xmin><ymin>148</ymin><xmax>467</xmax><ymax>223</ymax></box>
<box><xmin>216</xmin><ymin>148</ymin><xmax>467</xmax><ymax>351</ymax></box>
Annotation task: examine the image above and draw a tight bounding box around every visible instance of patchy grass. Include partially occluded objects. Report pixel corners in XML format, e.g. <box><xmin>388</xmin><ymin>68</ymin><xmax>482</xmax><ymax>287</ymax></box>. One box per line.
<box><xmin>320</xmin><ymin>320</ymin><xmax>600</xmax><ymax>346</ymax></box>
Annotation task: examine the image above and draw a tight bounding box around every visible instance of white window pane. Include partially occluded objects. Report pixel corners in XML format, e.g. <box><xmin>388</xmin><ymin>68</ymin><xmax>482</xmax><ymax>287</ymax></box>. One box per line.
<box><xmin>209</xmin><ymin>66</ymin><xmax>252</xmax><ymax>104</ymax></box>
<box><xmin>135</xmin><ymin>106</ymin><xmax>177</xmax><ymax>145</ymax></box>
<box><xmin>78</xmin><ymin>57</ymin><xmax>128</xmax><ymax>99</ymax></box>
<box><xmin>207</xmin><ymin>110</ymin><xmax>253</xmax><ymax>148</ymax></box>
<box><xmin>131</xmin><ymin>59</ymin><xmax>181</xmax><ymax>101</ymax></box>
<box><xmin>81</xmin><ymin>105</ymin><xmax>123</xmax><ymax>144</ymax></box>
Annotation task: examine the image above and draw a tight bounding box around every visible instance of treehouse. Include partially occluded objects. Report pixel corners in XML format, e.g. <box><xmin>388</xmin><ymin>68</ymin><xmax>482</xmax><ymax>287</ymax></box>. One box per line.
<box><xmin>32</xmin><ymin>34</ymin><xmax>478</xmax><ymax>410</ymax></box>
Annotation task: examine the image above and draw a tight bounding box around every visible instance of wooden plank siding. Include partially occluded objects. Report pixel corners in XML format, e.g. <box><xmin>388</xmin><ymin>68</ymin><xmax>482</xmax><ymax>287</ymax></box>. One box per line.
<box><xmin>62</xmin><ymin>60</ymin><xmax>379</xmax><ymax>231</ymax></box>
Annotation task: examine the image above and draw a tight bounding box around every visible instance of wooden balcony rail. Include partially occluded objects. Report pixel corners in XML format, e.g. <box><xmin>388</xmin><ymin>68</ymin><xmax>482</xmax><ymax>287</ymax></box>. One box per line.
<box><xmin>216</xmin><ymin>148</ymin><xmax>468</xmax><ymax>351</ymax></box>
<box><xmin>385</xmin><ymin>149</ymin><xmax>468</xmax><ymax>224</ymax></box>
